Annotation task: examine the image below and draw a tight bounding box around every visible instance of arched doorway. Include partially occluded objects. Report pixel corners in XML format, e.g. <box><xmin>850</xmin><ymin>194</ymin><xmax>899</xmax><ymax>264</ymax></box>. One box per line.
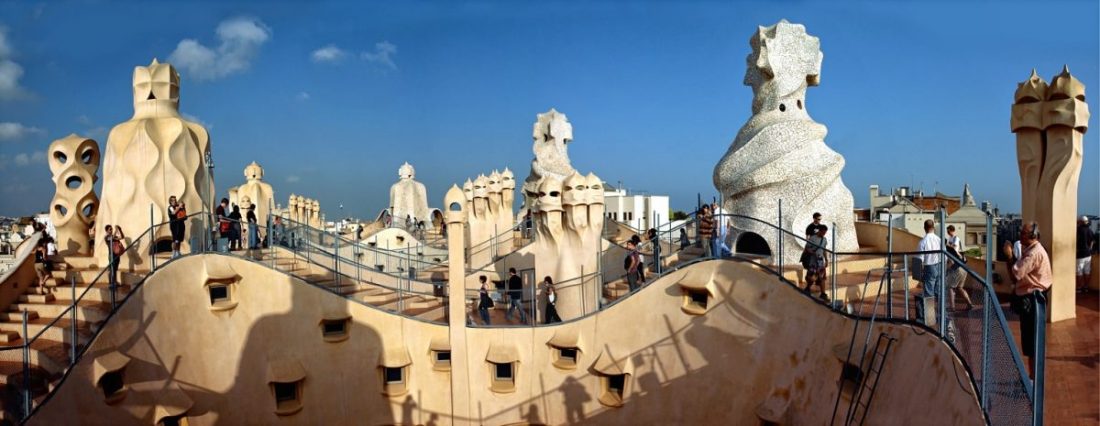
<box><xmin>734</xmin><ymin>232</ymin><xmax>771</xmax><ymax>257</ymax></box>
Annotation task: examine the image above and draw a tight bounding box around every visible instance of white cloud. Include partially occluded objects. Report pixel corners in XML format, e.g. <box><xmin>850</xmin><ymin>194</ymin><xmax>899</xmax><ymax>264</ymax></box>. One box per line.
<box><xmin>311</xmin><ymin>45</ymin><xmax>346</xmax><ymax>63</ymax></box>
<box><xmin>286</xmin><ymin>175</ymin><xmax>301</xmax><ymax>183</ymax></box>
<box><xmin>168</xmin><ymin>17</ymin><xmax>272</xmax><ymax>81</ymax></box>
<box><xmin>296</xmin><ymin>91</ymin><xmax>310</xmax><ymax>101</ymax></box>
<box><xmin>361</xmin><ymin>41</ymin><xmax>397</xmax><ymax>70</ymax></box>
<box><xmin>1</xmin><ymin>182</ymin><xmax>29</xmax><ymax>194</ymax></box>
<box><xmin>75</xmin><ymin>114</ymin><xmax>92</xmax><ymax>125</ymax></box>
<box><xmin>0</xmin><ymin>26</ymin><xmax>28</xmax><ymax>100</ymax></box>
<box><xmin>13</xmin><ymin>151</ymin><xmax>44</xmax><ymax>166</ymax></box>
<box><xmin>0</xmin><ymin>122</ymin><xmax>44</xmax><ymax>141</ymax></box>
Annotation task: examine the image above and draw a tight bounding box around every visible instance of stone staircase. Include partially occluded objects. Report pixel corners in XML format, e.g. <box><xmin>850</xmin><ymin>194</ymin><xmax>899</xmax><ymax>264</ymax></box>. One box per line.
<box><xmin>0</xmin><ymin>254</ymin><xmax>137</xmax><ymax>423</ymax></box>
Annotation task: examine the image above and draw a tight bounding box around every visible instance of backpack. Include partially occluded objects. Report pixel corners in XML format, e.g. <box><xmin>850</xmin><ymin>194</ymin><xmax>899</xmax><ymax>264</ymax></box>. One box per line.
<box><xmin>624</xmin><ymin>253</ymin><xmax>633</xmax><ymax>271</ymax></box>
<box><xmin>176</xmin><ymin>207</ymin><xmax>187</xmax><ymax>219</ymax></box>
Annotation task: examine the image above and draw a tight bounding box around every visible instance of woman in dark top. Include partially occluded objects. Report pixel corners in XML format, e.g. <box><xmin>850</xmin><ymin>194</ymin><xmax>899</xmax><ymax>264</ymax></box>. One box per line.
<box><xmin>228</xmin><ymin>205</ymin><xmax>243</xmax><ymax>251</ymax></box>
<box><xmin>168</xmin><ymin>196</ymin><xmax>186</xmax><ymax>258</ymax></box>
<box><xmin>544</xmin><ymin>276</ymin><xmax>562</xmax><ymax>324</ymax></box>
<box><xmin>246</xmin><ymin>205</ymin><xmax>260</xmax><ymax>249</ymax></box>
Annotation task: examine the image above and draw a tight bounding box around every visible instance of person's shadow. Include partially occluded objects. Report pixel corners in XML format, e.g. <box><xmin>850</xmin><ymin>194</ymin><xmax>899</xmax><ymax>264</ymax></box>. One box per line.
<box><xmin>559</xmin><ymin>375</ymin><xmax>591</xmax><ymax>424</ymax></box>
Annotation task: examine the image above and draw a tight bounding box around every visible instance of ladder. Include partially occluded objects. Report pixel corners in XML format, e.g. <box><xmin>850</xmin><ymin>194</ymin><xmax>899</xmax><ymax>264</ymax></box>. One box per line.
<box><xmin>830</xmin><ymin>268</ymin><xmax>891</xmax><ymax>426</ymax></box>
<box><xmin>845</xmin><ymin>332</ymin><xmax>897</xmax><ymax>425</ymax></box>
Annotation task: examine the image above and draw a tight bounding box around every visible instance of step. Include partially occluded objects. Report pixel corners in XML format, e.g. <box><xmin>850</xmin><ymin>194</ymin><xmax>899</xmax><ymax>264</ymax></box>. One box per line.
<box><xmin>18</xmin><ymin>294</ymin><xmax>54</xmax><ymax>304</ymax></box>
<box><xmin>50</xmin><ymin>269</ymin><xmax>143</xmax><ymax>286</ymax></box>
<box><xmin>0</xmin><ymin>318</ymin><xmax>91</xmax><ymax>347</ymax></box>
<box><xmin>52</xmin><ymin>283</ymin><xmax>131</xmax><ymax>304</ymax></box>
<box><xmin>0</xmin><ymin>330</ymin><xmax>19</xmax><ymax>343</ymax></box>
<box><xmin>0</xmin><ymin>311</ymin><xmax>38</xmax><ymax>322</ymax></box>
<box><xmin>11</xmin><ymin>301</ymin><xmax>111</xmax><ymax>324</ymax></box>
<box><xmin>0</xmin><ymin>338</ymin><xmax>73</xmax><ymax>376</ymax></box>
<box><xmin>55</xmin><ymin>255</ymin><xmax>99</xmax><ymax>270</ymax></box>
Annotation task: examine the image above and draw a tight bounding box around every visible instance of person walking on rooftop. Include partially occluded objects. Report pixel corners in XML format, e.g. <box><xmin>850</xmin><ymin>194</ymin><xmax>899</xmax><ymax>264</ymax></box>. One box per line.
<box><xmin>505</xmin><ymin>268</ymin><xmax>527</xmax><ymax>324</ymax></box>
<box><xmin>679</xmin><ymin>227</ymin><xmax>689</xmax><ymax>250</ymax></box>
<box><xmin>216</xmin><ymin>198</ymin><xmax>230</xmax><ymax>251</ymax></box>
<box><xmin>246</xmin><ymin>205</ymin><xmax>260</xmax><ymax>250</ymax></box>
<box><xmin>946</xmin><ymin>225</ymin><xmax>974</xmax><ymax>311</ymax></box>
<box><xmin>1002</xmin><ymin>221</ymin><xmax>1052</xmax><ymax>378</ymax></box>
<box><xmin>805</xmin><ymin>212</ymin><xmax>823</xmax><ymax>238</ymax></box>
<box><xmin>805</xmin><ymin>224</ymin><xmax>829</xmax><ymax>301</ymax></box>
<box><xmin>625</xmin><ymin>240</ymin><xmax>642</xmax><ymax>292</ymax></box>
<box><xmin>103</xmin><ymin>224</ymin><xmax>124</xmax><ymax>287</ymax></box>
<box><xmin>168</xmin><ymin>196</ymin><xmax>186</xmax><ymax>258</ymax></box>
<box><xmin>699</xmin><ymin>205</ymin><xmax>716</xmax><ymax>258</ymax></box>
<box><xmin>647</xmin><ymin>228</ymin><xmax>661</xmax><ymax>273</ymax></box>
<box><xmin>1076</xmin><ymin>216</ymin><xmax>1095</xmax><ymax>294</ymax></box>
<box><xmin>228</xmin><ymin>205</ymin><xmax>243</xmax><ymax>251</ymax></box>
<box><xmin>917</xmin><ymin>219</ymin><xmax>943</xmax><ymax>324</ymax></box>
<box><xmin>544</xmin><ymin>276</ymin><xmax>562</xmax><ymax>324</ymax></box>
<box><xmin>477</xmin><ymin>275</ymin><xmax>493</xmax><ymax>325</ymax></box>
<box><xmin>32</xmin><ymin>239</ymin><xmax>49</xmax><ymax>295</ymax></box>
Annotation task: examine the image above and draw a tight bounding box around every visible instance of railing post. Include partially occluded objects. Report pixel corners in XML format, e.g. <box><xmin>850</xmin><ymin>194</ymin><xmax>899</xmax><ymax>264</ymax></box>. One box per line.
<box><xmin>70</xmin><ymin>275</ymin><xmax>77</xmax><ymax>364</ymax></box>
<box><xmin>150</xmin><ymin>204</ymin><xmax>156</xmax><ymax>271</ymax></box>
<box><xmin>886</xmin><ymin>211</ymin><xmax>894</xmax><ymax>319</ymax></box>
<box><xmin>695</xmin><ymin>193</ymin><xmax>701</xmax><ymax>248</ymax></box>
<box><xmin>777</xmin><ymin>199</ymin><xmax>783</xmax><ymax>270</ymax></box>
<box><xmin>22</xmin><ymin>309</ymin><xmax>30</xmax><ymax>419</ymax></box>
<box><xmin>903</xmin><ymin>254</ymin><xmax>911</xmax><ymax>321</ymax></box>
<box><xmin>980</xmin><ymin>212</ymin><xmax>993</xmax><ymax>409</ymax></box>
<box><xmin>334</xmin><ymin>233</ymin><xmax>340</xmax><ymax>289</ymax></box>
<box><xmin>938</xmin><ymin>208</ymin><xmax>947</xmax><ymax>336</ymax></box>
<box><xmin>1033</xmin><ymin>291</ymin><xmax>1047</xmax><ymax>426</ymax></box>
<box><xmin>831</xmin><ymin>222</ymin><xmax>837</xmax><ymax>308</ymax></box>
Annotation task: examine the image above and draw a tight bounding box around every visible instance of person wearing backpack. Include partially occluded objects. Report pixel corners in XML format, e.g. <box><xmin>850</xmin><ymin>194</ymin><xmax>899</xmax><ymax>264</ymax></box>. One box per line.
<box><xmin>805</xmin><ymin>224</ymin><xmax>829</xmax><ymax>301</ymax></box>
<box><xmin>103</xmin><ymin>224</ymin><xmax>125</xmax><ymax>286</ymax></box>
<box><xmin>625</xmin><ymin>240</ymin><xmax>641</xmax><ymax>292</ymax></box>
<box><xmin>477</xmin><ymin>275</ymin><xmax>494</xmax><ymax>325</ymax></box>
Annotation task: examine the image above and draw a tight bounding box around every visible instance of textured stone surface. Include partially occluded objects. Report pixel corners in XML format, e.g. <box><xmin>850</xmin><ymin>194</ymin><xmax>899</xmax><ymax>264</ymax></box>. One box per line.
<box><xmin>388</xmin><ymin>162</ymin><xmax>431</xmax><ymax>230</ymax></box>
<box><xmin>97</xmin><ymin>59</ymin><xmax>214</xmax><ymax>267</ymax></box>
<box><xmin>523</xmin><ymin>108</ymin><xmax>576</xmax><ymax>210</ymax></box>
<box><xmin>1011</xmin><ymin>66</ymin><xmax>1089</xmax><ymax>322</ymax></box>
<box><xmin>713</xmin><ymin>20</ymin><xmax>858</xmax><ymax>262</ymax></box>
<box><xmin>229</xmin><ymin>161</ymin><xmax>275</xmax><ymax>226</ymax></box>
<box><xmin>48</xmin><ymin>134</ymin><xmax>100</xmax><ymax>255</ymax></box>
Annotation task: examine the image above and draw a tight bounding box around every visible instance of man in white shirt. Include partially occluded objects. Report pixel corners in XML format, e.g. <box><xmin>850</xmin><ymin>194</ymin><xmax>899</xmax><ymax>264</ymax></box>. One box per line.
<box><xmin>917</xmin><ymin>219</ymin><xmax>943</xmax><ymax>324</ymax></box>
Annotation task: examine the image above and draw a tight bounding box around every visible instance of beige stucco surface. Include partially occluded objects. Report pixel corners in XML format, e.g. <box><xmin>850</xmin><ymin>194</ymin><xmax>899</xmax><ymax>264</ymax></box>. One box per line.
<box><xmin>33</xmin><ymin>252</ymin><xmax>984</xmax><ymax>425</ymax></box>
<box><xmin>96</xmin><ymin>59</ymin><xmax>213</xmax><ymax>268</ymax></box>
<box><xmin>47</xmin><ymin>135</ymin><xmax>100</xmax><ymax>256</ymax></box>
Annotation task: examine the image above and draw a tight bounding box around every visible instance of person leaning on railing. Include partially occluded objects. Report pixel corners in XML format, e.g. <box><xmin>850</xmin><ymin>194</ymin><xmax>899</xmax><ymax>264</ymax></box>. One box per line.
<box><xmin>103</xmin><ymin>224</ymin><xmax>125</xmax><ymax>286</ymax></box>
<box><xmin>1001</xmin><ymin>221</ymin><xmax>1051</xmax><ymax>379</ymax></box>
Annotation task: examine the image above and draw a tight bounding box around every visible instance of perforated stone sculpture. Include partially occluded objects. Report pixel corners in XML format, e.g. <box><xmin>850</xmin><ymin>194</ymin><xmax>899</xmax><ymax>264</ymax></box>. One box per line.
<box><xmin>523</xmin><ymin>109</ymin><xmax>576</xmax><ymax>210</ymax></box>
<box><xmin>229</xmin><ymin>161</ymin><xmax>275</xmax><ymax>226</ymax></box>
<box><xmin>48</xmin><ymin>134</ymin><xmax>100</xmax><ymax>255</ymax></box>
<box><xmin>1011</xmin><ymin>66</ymin><xmax>1089</xmax><ymax>322</ymax></box>
<box><xmin>713</xmin><ymin>20</ymin><xmax>858</xmax><ymax>263</ymax></box>
<box><xmin>97</xmin><ymin>59</ymin><xmax>213</xmax><ymax>266</ymax></box>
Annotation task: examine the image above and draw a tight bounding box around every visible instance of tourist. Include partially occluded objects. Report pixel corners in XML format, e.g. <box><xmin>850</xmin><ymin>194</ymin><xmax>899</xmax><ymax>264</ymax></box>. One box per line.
<box><xmin>103</xmin><ymin>224</ymin><xmax>125</xmax><ymax>286</ymax></box>
<box><xmin>441</xmin><ymin>222</ymin><xmax>447</xmax><ymax>239</ymax></box>
<box><xmin>699</xmin><ymin>205</ymin><xmax>716</xmax><ymax>258</ymax></box>
<box><xmin>1002</xmin><ymin>221</ymin><xmax>1052</xmax><ymax>378</ymax></box>
<box><xmin>916</xmin><ymin>219</ymin><xmax>943</xmax><ymax>324</ymax></box>
<box><xmin>228</xmin><ymin>205</ymin><xmax>243</xmax><ymax>251</ymax></box>
<box><xmin>544</xmin><ymin>276</ymin><xmax>562</xmax><ymax>324</ymax></box>
<box><xmin>625</xmin><ymin>240</ymin><xmax>641</xmax><ymax>292</ymax></box>
<box><xmin>32</xmin><ymin>239</ymin><xmax>49</xmax><ymax>295</ymax></box>
<box><xmin>629</xmin><ymin>234</ymin><xmax>646</xmax><ymax>281</ymax></box>
<box><xmin>272</xmin><ymin>216</ymin><xmax>286</xmax><ymax>247</ymax></box>
<box><xmin>505</xmin><ymin>268</ymin><xmax>527</xmax><ymax>324</ymax></box>
<box><xmin>805</xmin><ymin>224</ymin><xmax>829</xmax><ymax>301</ymax></box>
<box><xmin>946</xmin><ymin>225</ymin><xmax>974</xmax><ymax>311</ymax></box>
<box><xmin>406</xmin><ymin>215</ymin><xmax>413</xmax><ymax>231</ymax></box>
<box><xmin>710</xmin><ymin>203</ymin><xmax>721</xmax><ymax>257</ymax></box>
<box><xmin>478</xmin><ymin>275</ymin><xmax>493</xmax><ymax>325</ymax></box>
<box><xmin>679</xmin><ymin>227</ymin><xmax>689</xmax><ymax>250</ymax></box>
<box><xmin>246</xmin><ymin>205</ymin><xmax>260</xmax><ymax>250</ymax></box>
<box><xmin>1077</xmin><ymin>216</ymin><xmax>1094</xmax><ymax>293</ymax></box>
<box><xmin>647</xmin><ymin>228</ymin><xmax>661</xmax><ymax>273</ymax></box>
<box><xmin>805</xmin><ymin>212</ymin><xmax>823</xmax><ymax>238</ymax></box>
<box><xmin>168</xmin><ymin>196</ymin><xmax>186</xmax><ymax>258</ymax></box>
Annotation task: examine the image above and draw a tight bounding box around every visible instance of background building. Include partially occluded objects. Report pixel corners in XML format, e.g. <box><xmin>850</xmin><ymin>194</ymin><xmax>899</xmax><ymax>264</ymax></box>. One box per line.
<box><xmin>603</xmin><ymin>183</ymin><xmax>670</xmax><ymax>231</ymax></box>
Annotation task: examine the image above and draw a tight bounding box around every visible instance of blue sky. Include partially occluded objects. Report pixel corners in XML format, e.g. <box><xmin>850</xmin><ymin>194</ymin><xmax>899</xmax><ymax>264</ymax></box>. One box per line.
<box><xmin>0</xmin><ymin>0</ymin><xmax>1097</xmax><ymax>219</ymax></box>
